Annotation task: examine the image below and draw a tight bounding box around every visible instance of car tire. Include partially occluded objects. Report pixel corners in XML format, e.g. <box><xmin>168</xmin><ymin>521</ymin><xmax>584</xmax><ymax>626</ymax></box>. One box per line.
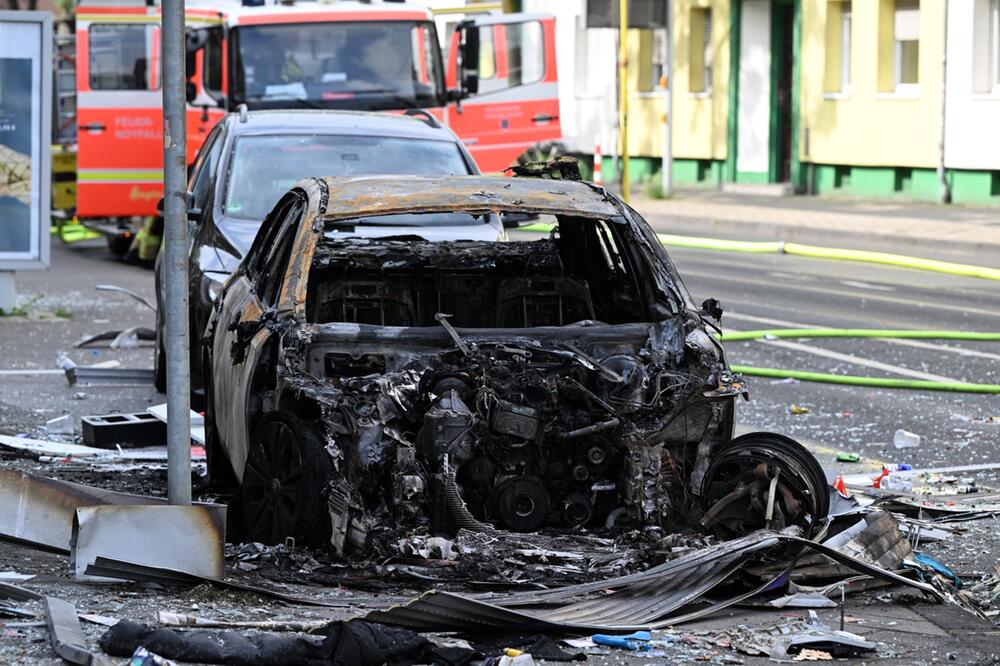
<box><xmin>238</xmin><ymin>411</ymin><xmax>332</xmax><ymax>546</ymax></box>
<box><xmin>700</xmin><ymin>432</ymin><xmax>830</xmax><ymax>539</ymax></box>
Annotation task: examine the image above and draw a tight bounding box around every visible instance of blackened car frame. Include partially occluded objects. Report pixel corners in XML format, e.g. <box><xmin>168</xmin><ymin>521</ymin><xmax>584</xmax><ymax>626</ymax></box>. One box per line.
<box><xmin>204</xmin><ymin>175</ymin><xmax>830</xmax><ymax>552</ymax></box>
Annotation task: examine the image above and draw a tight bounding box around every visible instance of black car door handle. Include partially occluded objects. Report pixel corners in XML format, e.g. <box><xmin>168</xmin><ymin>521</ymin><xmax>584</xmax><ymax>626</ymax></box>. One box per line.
<box><xmin>79</xmin><ymin>122</ymin><xmax>107</xmax><ymax>132</ymax></box>
<box><xmin>533</xmin><ymin>114</ymin><xmax>557</xmax><ymax>123</ymax></box>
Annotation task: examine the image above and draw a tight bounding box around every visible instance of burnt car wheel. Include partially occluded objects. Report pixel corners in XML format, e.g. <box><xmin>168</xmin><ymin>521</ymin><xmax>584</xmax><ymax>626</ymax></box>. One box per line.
<box><xmin>239</xmin><ymin>411</ymin><xmax>332</xmax><ymax>547</ymax></box>
<box><xmin>700</xmin><ymin>432</ymin><xmax>830</xmax><ymax>539</ymax></box>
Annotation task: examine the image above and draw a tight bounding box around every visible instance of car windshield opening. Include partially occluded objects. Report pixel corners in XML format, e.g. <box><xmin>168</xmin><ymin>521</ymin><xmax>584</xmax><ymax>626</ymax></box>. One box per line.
<box><xmin>231</xmin><ymin>21</ymin><xmax>443</xmax><ymax>110</ymax></box>
<box><xmin>306</xmin><ymin>217</ymin><xmax>652</xmax><ymax>328</ymax></box>
<box><xmin>224</xmin><ymin>135</ymin><xmax>469</xmax><ymax>220</ymax></box>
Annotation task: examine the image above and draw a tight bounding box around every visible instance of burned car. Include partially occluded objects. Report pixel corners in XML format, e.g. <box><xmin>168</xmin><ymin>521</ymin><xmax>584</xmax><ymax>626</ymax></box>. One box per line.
<box><xmin>204</xmin><ymin>175</ymin><xmax>829</xmax><ymax>552</ymax></box>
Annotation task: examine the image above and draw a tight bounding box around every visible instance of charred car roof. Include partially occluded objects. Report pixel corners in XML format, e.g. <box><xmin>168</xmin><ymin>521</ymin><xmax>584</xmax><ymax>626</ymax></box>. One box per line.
<box><xmin>308</xmin><ymin>175</ymin><xmax>623</xmax><ymax>221</ymax></box>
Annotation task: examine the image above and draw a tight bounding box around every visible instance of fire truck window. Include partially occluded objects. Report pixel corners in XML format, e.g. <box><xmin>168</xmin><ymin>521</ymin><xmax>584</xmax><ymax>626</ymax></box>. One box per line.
<box><xmin>231</xmin><ymin>21</ymin><xmax>443</xmax><ymax>109</ymax></box>
<box><xmin>203</xmin><ymin>29</ymin><xmax>224</xmax><ymax>97</ymax></box>
<box><xmin>88</xmin><ymin>24</ymin><xmax>158</xmax><ymax>91</ymax></box>
<box><xmin>477</xmin><ymin>21</ymin><xmax>545</xmax><ymax>94</ymax></box>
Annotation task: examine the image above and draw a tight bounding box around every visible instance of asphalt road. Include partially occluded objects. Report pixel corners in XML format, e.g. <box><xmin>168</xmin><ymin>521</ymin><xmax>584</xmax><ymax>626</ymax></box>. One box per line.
<box><xmin>1</xmin><ymin>228</ymin><xmax>999</xmax><ymax>664</ymax></box>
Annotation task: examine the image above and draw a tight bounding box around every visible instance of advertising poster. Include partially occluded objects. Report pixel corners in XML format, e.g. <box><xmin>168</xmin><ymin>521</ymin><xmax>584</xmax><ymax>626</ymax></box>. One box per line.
<box><xmin>0</xmin><ymin>13</ymin><xmax>50</xmax><ymax>268</ymax></box>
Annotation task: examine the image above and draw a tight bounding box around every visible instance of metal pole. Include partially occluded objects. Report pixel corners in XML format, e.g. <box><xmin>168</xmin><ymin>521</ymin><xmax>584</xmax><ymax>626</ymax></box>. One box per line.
<box><xmin>162</xmin><ymin>0</ymin><xmax>192</xmax><ymax>505</ymax></box>
<box><xmin>618</xmin><ymin>0</ymin><xmax>630</xmax><ymax>203</ymax></box>
<box><xmin>662</xmin><ymin>0</ymin><xmax>673</xmax><ymax>197</ymax></box>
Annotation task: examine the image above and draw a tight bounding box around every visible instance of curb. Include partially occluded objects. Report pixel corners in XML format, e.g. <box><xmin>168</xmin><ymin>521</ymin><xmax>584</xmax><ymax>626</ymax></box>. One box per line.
<box><xmin>639</xmin><ymin>212</ymin><xmax>1000</xmax><ymax>263</ymax></box>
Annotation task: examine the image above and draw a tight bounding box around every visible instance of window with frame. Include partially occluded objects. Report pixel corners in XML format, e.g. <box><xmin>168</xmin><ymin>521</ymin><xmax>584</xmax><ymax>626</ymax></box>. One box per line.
<box><xmin>688</xmin><ymin>8</ymin><xmax>712</xmax><ymax>94</ymax></box>
<box><xmin>88</xmin><ymin>24</ymin><xmax>158</xmax><ymax>90</ymax></box>
<box><xmin>637</xmin><ymin>29</ymin><xmax>668</xmax><ymax>93</ymax></box>
<box><xmin>893</xmin><ymin>0</ymin><xmax>919</xmax><ymax>89</ymax></box>
<box><xmin>476</xmin><ymin>21</ymin><xmax>545</xmax><ymax>94</ymax></box>
<box><xmin>823</xmin><ymin>1</ymin><xmax>852</xmax><ymax>93</ymax></box>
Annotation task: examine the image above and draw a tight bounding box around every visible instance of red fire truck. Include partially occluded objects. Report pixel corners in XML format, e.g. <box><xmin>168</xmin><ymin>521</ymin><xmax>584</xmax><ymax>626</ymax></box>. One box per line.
<box><xmin>72</xmin><ymin>0</ymin><xmax>561</xmax><ymax>248</ymax></box>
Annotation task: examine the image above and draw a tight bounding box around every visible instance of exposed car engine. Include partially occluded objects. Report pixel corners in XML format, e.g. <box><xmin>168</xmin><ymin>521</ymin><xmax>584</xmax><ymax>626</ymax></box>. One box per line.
<box><xmin>281</xmin><ymin>234</ymin><xmax>752</xmax><ymax>552</ymax></box>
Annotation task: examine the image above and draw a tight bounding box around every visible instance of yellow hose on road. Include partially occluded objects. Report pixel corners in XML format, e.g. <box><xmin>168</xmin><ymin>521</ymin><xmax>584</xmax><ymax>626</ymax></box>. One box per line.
<box><xmin>730</xmin><ymin>365</ymin><xmax>1000</xmax><ymax>394</ymax></box>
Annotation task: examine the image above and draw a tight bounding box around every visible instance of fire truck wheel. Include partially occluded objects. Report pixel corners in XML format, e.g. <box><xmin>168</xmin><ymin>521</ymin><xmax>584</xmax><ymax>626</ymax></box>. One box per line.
<box><xmin>516</xmin><ymin>141</ymin><xmax>566</xmax><ymax>166</ymax></box>
<box><xmin>107</xmin><ymin>233</ymin><xmax>132</xmax><ymax>258</ymax></box>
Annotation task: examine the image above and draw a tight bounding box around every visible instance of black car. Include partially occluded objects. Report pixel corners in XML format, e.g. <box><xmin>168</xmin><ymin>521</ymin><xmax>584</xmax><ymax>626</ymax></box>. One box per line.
<box><xmin>153</xmin><ymin>108</ymin><xmax>481</xmax><ymax>394</ymax></box>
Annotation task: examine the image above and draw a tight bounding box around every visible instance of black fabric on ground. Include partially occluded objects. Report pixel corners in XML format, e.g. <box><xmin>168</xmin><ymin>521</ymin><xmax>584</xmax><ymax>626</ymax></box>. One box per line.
<box><xmin>473</xmin><ymin>634</ymin><xmax>586</xmax><ymax>661</ymax></box>
<box><xmin>99</xmin><ymin>619</ymin><xmax>433</xmax><ymax>666</ymax></box>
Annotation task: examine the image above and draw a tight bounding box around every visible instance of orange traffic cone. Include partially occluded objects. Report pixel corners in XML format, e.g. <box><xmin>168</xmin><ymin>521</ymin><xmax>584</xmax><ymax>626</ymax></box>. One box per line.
<box><xmin>593</xmin><ymin>136</ymin><xmax>602</xmax><ymax>185</ymax></box>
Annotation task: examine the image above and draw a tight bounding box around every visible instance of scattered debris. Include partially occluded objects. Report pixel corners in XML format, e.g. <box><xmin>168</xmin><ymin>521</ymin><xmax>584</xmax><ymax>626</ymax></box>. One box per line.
<box><xmin>156</xmin><ymin>610</ymin><xmax>329</xmax><ymax>632</ymax></box>
<box><xmin>789</xmin><ymin>404</ymin><xmax>811</xmax><ymax>415</ymax></box>
<box><xmin>44</xmin><ymin>414</ymin><xmax>75</xmax><ymax>435</ymax></box>
<box><xmin>44</xmin><ymin>596</ymin><xmax>98</xmax><ymax>665</ymax></box>
<box><xmin>836</xmin><ymin>453</ymin><xmax>860</xmax><ymax>463</ymax></box>
<box><xmin>94</xmin><ymin>284</ymin><xmax>156</xmax><ymax>311</ymax></box>
<box><xmin>366</xmin><ymin>528</ymin><xmax>944</xmax><ymax>633</ymax></box>
<box><xmin>893</xmin><ymin>428</ymin><xmax>921</xmax><ymax>449</ymax></box>
<box><xmin>75</xmin><ymin>327</ymin><xmax>156</xmax><ymax>349</ymax></box>
<box><xmin>82</xmin><ymin>412</ymin><xmax>168</xmax><ymax>448</ymax></box>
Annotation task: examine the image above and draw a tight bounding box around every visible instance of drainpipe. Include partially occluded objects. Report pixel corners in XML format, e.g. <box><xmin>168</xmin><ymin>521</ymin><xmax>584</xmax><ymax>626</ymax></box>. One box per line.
<box><xmin>938</xmin><ymin>0</ymin><xmax>951</xmax><ymax>204</ymax></box>
<box><xmin>662</xmin><ymin>0</ymin><xmax>673</xmax><ymax>197</ymax></box>
<box><xmin>619</xmin><ymin>0</ymin><xmax>630</xmax><ymax>202</ymax></box>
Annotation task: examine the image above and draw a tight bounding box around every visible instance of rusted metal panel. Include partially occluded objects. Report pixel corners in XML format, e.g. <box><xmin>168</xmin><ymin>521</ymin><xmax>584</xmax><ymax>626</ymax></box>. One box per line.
<box><xmin>313</xmin><ymin>175</ymin><xmax>621</xmax><ymax>221</ymax></box>
<box><xmin>72</xmin><ymin>504</ymin><xmax>226</xmax><ymax>581</ymax></box>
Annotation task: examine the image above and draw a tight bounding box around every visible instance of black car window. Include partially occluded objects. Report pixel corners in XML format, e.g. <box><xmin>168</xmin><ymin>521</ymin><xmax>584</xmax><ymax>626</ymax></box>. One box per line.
<box><xmin>244</xmin><ymin>192</ymin><xmax>302</xmax><ymax>281</ymax></box>
<box><xmin>257</xmin><ymin>200</ymin><xmax>305</xmax><ymax>307</ymax></box>
<box><xmin>189</xmin><ymin>126</ymin><xmax>226</xmax><ymax>212</ymax></box>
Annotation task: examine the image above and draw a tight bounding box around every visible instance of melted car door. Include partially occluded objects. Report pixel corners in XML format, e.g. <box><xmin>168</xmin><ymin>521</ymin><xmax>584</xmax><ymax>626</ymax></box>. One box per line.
<box><xmin>212</xmin><ymin>194</ymin><xmax>305</xmax><ymax>480</ymax></box>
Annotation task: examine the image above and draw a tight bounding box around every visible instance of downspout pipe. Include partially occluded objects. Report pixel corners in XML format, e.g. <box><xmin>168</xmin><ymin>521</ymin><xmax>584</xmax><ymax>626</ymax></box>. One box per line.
<box><xmin>938</xmin><ymin>0</ymin><xmax>951</xmax><ymax>204</ymax></box>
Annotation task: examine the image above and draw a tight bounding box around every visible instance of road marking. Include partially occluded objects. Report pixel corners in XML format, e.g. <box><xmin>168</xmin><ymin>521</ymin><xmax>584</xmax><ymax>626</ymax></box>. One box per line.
<box><xmin>839</xmin><ymin>279</ymin><xmax>895</xmax><ymax>292</ymax></box>
<box><xmin>727</xmin><ymin>312</ymin><xmax>1000</xmax><ymax>362</ymax></box>
<box><xmin>753</xmin><ymin>337</ymin><xmax>962</xmax><ymax>383</ymax></box>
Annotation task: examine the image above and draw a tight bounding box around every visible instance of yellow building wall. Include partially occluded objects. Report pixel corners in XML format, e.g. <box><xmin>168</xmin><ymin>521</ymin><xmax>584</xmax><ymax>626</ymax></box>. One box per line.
<box><xmin>624</xmin><ymin>0</ymin><xmax>729</xmax><ymax>161</ymax></box>
<box><xmin>800</xmin><ymin>0</ymin><xmax>944</xmax><ymax>168</ymax></box>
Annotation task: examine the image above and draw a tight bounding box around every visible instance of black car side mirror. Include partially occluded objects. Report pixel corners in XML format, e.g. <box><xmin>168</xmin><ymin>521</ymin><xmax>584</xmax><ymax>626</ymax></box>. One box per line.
<box><xmin>699</xmin><ymin>298</ymin><xmax>724</xmax><ymax>323</ymax></box>
<box><xmin>457</xmin><ymin>21</ymin><xmax>480</xmax><ymax>98</ymax></box>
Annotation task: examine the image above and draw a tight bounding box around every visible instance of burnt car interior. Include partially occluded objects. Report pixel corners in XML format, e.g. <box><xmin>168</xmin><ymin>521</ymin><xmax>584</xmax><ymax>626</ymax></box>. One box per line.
<box><xmin>307</xmin><ymin>216</ymin><xmax>652</xmax><ymax>328</ymax></box>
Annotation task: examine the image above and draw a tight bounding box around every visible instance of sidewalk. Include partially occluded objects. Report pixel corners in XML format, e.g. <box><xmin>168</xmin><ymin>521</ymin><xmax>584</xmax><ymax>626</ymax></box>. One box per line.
<box><xmin>629</xmin><ymin>188</ymin><xmax>1000</xmax><ymax>264</ymax></box>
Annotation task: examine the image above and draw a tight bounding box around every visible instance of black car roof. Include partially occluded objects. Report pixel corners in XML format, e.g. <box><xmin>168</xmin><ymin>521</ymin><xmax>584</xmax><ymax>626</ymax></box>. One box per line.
<box><xmin>224</xmin><ymin>109</ymin><xmax>456</xmax><ymax>142</ymax></box>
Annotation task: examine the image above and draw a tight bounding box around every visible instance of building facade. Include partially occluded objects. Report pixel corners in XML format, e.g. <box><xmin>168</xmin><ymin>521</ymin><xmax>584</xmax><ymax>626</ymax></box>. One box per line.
<box><xmin>536</xmin><ymin>0</ymin><xmax>999</xmax><ymax>204</ymax></box>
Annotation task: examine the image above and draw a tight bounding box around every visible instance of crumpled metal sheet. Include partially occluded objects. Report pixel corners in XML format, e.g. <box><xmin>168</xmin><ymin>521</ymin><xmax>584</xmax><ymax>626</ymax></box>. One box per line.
<box><xmin>72</xmin><ymin>505</ymin><xmax>225</xmax><ymax>581</ymax></box>
<box><xmin>365</xmin><ymin>530</ymin><xmax>945</xmax><ymax>633</ymax></box>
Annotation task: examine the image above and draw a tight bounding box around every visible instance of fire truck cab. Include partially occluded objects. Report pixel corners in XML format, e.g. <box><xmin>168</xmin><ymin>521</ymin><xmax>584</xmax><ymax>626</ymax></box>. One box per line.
<box><xmin>74</xmin><ymin>0</ymin><xmax>561</xmax><ymax>230</ymax></box>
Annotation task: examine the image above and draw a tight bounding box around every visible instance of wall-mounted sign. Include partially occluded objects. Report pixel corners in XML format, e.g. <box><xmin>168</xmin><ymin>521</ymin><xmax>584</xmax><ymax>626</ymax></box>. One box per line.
<box><xmin>0</xmin><ymin>11</ymin><xmax>51</xmax><ymax>270</ymax></box>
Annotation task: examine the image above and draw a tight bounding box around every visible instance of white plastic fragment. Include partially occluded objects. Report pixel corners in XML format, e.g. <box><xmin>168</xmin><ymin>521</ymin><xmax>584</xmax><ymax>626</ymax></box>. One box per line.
<box><xmin>893</xmin><ymin>429</ymin><xmax>921</xmax><ymax>449</ymax></box>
